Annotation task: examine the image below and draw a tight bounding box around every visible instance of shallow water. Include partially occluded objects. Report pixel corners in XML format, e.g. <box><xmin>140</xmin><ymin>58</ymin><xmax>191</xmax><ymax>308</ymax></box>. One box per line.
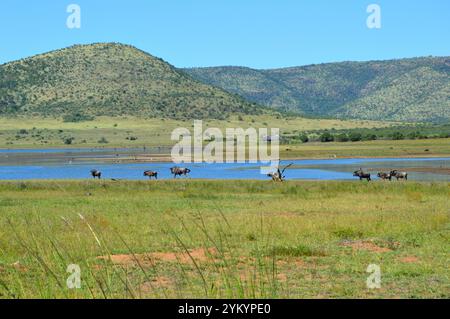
<box><xmin>0</xmin><ymin>148</ymin><xmax>448</xmax><ymax>181</ymax></box>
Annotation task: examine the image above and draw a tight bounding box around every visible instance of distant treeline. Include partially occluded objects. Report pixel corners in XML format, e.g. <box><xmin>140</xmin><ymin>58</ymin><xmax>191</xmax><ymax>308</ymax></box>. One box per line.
<box><xmin>281</xmin><ymin>124</ymin><xmax>450</xmax><ymax>144</ymax></box>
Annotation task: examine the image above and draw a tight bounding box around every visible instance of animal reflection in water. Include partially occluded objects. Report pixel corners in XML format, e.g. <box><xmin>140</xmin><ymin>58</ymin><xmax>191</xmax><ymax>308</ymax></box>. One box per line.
<box><xmin>170</xmin><ymin>167</ymin><xmax>191</xmax><ymax>178</ymax></box>
<box><xmin>267</xmin><ymin>163</ymin><xmax>293</xmax><ymax>182</ymax></box>
<box><xmin>90</xmin><ymin>169</ymin><xmax>102</xmax><ymax>179</ymax></box>
<box><xmin>143</xmin><ymin>170</ymin><xmax>158</xmax><ymax>180</ymax></box>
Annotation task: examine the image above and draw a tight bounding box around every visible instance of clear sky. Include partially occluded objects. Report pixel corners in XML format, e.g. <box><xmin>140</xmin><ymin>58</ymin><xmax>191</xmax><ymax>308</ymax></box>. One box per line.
<box><xmin>0</xmin><ymin>0</ymin><xmax>449</xmax><ymax>69</ymax></box>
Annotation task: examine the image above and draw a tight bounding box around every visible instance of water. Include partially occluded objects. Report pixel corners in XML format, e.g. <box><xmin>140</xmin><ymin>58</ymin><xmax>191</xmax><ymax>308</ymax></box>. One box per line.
<box><xmin>0</xmin><ymin>148</ymin><xmax>448</xmax><ymax>181</ymax></box>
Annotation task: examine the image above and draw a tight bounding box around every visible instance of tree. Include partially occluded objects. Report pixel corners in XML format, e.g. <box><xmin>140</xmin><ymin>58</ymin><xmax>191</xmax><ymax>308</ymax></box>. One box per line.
<box><xmin>98</xmin><ymin>137</ymin><xmax>109</xmax><ymax>144</ymax></box>
<box><xmin>299</xmin><ymin>134</ymin><xmax>309</xmax><ymax>143</ymax></box>
<box><xmin>364</xmin><ymin>134</ymin><xmax>377</xmax><ymax>141</ymax></box>
<box><xmin>336</xmin><ymin>133</ymin><xmax>349</xmax><ymax>142</ymax></box>
<box><xmin>320</xmin><ymin>132</ymin><xmax>334</xmax><ymax>143</ymax></box>
<box><xmin>64</xmin><ymin>137</ymin><xmax>75</xmax><ymax>145</ymax></box>
<box><xmin>391</xmin><ymin>132</ymin><xmax>404</xmax><ymax>140</ymax></box>
<box><xmin>349</xmin><ymin>132</ymin><xmax>362</xmax><ymax>142</ymax></box>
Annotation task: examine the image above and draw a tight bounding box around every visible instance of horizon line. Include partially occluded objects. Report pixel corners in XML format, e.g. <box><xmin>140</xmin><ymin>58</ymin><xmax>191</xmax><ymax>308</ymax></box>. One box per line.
<box><xmin>1</xmin><ymin>42</ymin><xmax>449</xmax><ymax>70</ymax></box>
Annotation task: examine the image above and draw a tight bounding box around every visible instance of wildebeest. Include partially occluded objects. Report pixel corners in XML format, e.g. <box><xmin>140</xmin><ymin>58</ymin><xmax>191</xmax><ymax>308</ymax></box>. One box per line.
<box><xmin>90</xmin><ymin>169</ymin><xmax>102</xmax><ymax>179</ymax></box>
<box><xmin>390</xmin><ymin>170</ymin><xmax>408</xmax><ymax>180</ymax></box>
<box><xmin>170</xmin><ymin>167</ymin><xmax>191</xmax><ymax>178</ymax></box>
<box><xmin>267</xmin><ymin>163</ymin><xmax>293</xmax><ymax>182</ymax></box>
<box><xmin>144</xmin><ymin>170</ymin><xmax>158</xmax><ymax>180</ymax></box>
<box><xmin>267</xmin><ymin>171</ymin><xmax>282</xmax><ymax>182</ymax></box>
<box><xmin>377</xmin><ymin>172</ymin><xmax>392</xmax><ymax>181</ymax></box>
<box><xmin>353</xmin><ymin>169</ymin><xmax>371</xmax><ymax>181</ymax></box>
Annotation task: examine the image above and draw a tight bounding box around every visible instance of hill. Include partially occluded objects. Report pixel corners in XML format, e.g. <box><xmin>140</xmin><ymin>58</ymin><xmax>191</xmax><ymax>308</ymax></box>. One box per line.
<box><xmin>0</xmin><ymin>43</ymin><xmax>263</xmax><ymax>120</ymax></box>
<box><xmin>184</xmin><ymin>57</ymin><xmax>450</xmax><ymax>123</ymax></box>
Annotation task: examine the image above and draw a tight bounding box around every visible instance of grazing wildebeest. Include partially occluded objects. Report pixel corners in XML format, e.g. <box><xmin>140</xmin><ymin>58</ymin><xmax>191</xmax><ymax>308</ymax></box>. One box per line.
<box><xmin>170</xmin><ymin>167</ymin><xmax>191</xmax><ymax>178</ymax></box>
<box><xmin>267</xmin><ymin>163</ymin><xmax>293</xmax><ymax>182</ymax></box>
<box><xmin>267</xmin><ymin>171</ymin><xmax>282</xmax><ymax>182</ymax></box>
<box><xmin>91</xmin><ymin>169</ymin><xmax>102</xmax><ymax>179</ymax></box>
<box><xmin>377</xmin><ymin>172</ymin><xmax>392</xmax><ymax>181</ymax></box>
<box><xmin>144</xmin><ymin>170</ymin><xmax>158</xmax><ymax>180</ymax></box>
<box><xmin>353</xmin><ymin>169</ymin><xmax>371</xmax><ymax>181</ymax></box>
<box><xmin>390</xmin><ymin>170</ymin><xmax>408</xmax><ymax>181</ymax></box>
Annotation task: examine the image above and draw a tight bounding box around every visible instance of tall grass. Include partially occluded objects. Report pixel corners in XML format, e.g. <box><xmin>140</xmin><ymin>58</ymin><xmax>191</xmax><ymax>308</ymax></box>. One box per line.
<box><xmin>0</xmin><ymin>180</ymin><xmax>448</xmax><ymax>298</ymax></box>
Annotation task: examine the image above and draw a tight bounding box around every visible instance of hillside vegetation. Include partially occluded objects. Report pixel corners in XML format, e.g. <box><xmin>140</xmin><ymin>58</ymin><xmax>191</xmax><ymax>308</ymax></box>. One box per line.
<box><xmin>1</xmin><ymin>43</ymin><xmax>448</xmax><ymax>123</ymax></box>
<box><xmin>184</xmin><ymin>57</ymin><xmax>450</xmax><ymax>123</ymax></box>
<box><xmin>0</xmin><ymin>43</ymin><xmax>262</xmax><ymax>120</ymax></box>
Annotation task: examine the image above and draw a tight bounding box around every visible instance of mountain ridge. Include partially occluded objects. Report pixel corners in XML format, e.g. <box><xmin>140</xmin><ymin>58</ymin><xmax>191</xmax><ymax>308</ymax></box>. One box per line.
<box><xmin>183</xmin><ymin>56</ymin><xmax>450</xmax><ymax>123</ymax></box>
<box><xmin>0</xmin><ymin>43</ymin><xmax>263</xmax><ymax>120</ymax></box>
<box><xmin>1</xmin><ymin>43</ymin><xmax>447</xmax><ymax>123</ymax></box>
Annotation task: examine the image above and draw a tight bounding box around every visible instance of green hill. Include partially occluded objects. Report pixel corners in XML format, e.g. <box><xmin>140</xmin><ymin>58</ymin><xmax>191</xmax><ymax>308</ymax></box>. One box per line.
<box><xmin>0</xmin><ymin>43</ymin><xmax>263</xmax><ymax>120</ymax></box>
<box><xmin>184</xmin><ymin>57</ymin><xmax>450</xmax><ymax>123</ymax></box>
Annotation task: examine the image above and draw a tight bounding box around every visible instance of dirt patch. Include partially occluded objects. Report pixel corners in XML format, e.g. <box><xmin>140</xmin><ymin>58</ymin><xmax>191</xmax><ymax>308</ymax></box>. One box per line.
<box><xmin>276</xmin><ymin>258</ymin><xmax>307</xmax><ymax>268</ymax></box>
<box><xmin>0</xmin><ymin>262</ymin><xmax>28</xmax><ymax>273</ymax></box>
<box><xmin>398</xmin><ymin>256</ymin><xmax>419</xmax><ymax>263</ymax></box>
<box><xmin>276</xmin><ymin>273</ymin><xmax>288</xmax><ymax>282</ymax></box>
<box><xmin>97</xmin><ymin>248</ymin><xmax>218</xmax><ymax>267</ymax></box>
<box><xmin>151</xmin><ymin>248</ymin><xmax>218</xmax><ymax>264</ymax></box>
<box><xmin>341</xmin><ymin>240</ymin><xmax>392</xmax><ymax>253</ymax></box>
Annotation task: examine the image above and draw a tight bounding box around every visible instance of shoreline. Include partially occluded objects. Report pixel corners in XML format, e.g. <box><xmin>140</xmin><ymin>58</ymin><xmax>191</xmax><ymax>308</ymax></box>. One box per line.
<box><xmin>74</xmin><ymin>153</ymin><xmax>450</xmax><ymax>164</ymax></box>
<box><xmin>0</xmin><ymin>179</ymin><xmax>448</xmax><ymax>183</ymax></box>
<box><xmin>1</xmin><ymin>152</ymin><xmax>450</xmax><ymax>164</ymax></box>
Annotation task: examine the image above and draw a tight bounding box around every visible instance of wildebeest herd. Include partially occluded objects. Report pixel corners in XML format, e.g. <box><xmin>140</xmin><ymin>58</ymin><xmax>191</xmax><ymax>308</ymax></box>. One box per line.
<box><xmin>91</xmin><ymin>166</ymin><xmax>409</xmax><ymax>181</ymax></box>
<box><xmin>354</xmin><ymin>168</ymin><xmax>409</xmax><ymax>182</ymax></box>
<box><xmin>91</xmin><ymin>167</ymin><xmax>191</xmax><ymax>180</ymax></box>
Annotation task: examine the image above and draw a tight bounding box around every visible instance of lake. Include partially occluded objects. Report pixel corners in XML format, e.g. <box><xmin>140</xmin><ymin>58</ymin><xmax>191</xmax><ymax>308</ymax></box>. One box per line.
<box><xmin>0</xmin><ymin>148</ymin><xmax>448</xmax><ymax>181</ymax></box>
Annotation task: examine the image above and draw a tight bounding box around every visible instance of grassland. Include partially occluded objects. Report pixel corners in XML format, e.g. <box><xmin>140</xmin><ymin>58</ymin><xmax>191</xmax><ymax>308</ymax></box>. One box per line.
<box><xmin>0</xmin><ymin>180</ymin><xmax>448</xmax><ymax>299</ymax></box>
<box><xmin>280</xmin><ymin>138</ymin><xmax>450</xmax><ymax>159</ymax></box>
<box><xmin>0</xmin><ymin>115</ymin><xmax>395</xmax><ymax>149</ymax></box>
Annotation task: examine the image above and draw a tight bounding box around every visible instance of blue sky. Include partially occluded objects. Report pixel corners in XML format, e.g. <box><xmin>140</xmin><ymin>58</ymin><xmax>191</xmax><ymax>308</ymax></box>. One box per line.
<box><xmin>0</xmin><ymin>0</ymin><xmax>449</xmax><ymax>68</ymax></box>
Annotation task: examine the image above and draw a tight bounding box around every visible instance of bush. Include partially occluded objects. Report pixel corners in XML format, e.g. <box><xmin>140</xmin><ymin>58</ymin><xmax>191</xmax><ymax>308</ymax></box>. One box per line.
<box><xmin>335</xmin><ymin>133</ymin><xmax>349</xmax><ymax>142</ymax></box>
<box><xmin>364</xmin><ymin>134</ymin><xmax>377</xmax><ymax>141</ymax></box>
<box><xmin>18</xmin><ymin>129</ymin><xmax>28</xmax><ymax>135</ymax></box>
<box><xmin>349</xmin><ymin>132</ymin><xmax>363</xmax><ymax>142</ymax></box>
<box><xmin>98</xmin><ymin>137</ymin><xmax>109</xmax><ymax>144</ymax></box>
<box><xmin>63</xmin><ymin>137</ymin><xmax>75</xmax><ymax>145</ymax></box>
<box><xmin>392</xmin><ymin>132</ymin><xmax>405</xmax><ymax>140</ymax></box>
<box><xmin>63</xmin><ymin>113</ymin><xmax>95</xmax><ymax>123</ymax></box>
<box><xmin>320</xmin><ymin>132</ymin><xmax>334</xmax><ymax>143</ymax></box>
<box><xmin>407</xmin><ymin>131</ymin><xmax>420</xmax><ymax>140</ymax></box>
<box><xmin>299</xmin><ymin>134</ymin><xmax>309</xmax><ymax>143</ymax></box>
